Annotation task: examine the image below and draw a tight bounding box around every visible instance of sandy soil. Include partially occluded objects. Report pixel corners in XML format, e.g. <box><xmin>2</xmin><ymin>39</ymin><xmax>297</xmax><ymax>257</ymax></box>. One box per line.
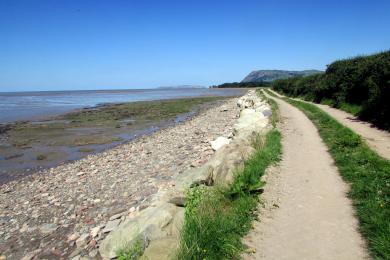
<box><xmin>243</xmin><ymin>93</ymin><xmax>368</xmax><ymax>259</ymax></box>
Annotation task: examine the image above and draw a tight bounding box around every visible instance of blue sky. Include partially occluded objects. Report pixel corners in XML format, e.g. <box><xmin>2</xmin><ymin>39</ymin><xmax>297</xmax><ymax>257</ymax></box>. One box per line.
<box><xmin>0</xmin><ymin>0</ymin><xmax>389</xmax><ymax>91</ymax></box>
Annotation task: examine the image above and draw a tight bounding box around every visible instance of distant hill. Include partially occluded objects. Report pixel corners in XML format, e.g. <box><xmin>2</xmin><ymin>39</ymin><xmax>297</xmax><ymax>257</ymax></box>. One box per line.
<box><xmin>241</xmin><ymin>70</ymin><xmax>322</xmax><ymax>82</ymax></box>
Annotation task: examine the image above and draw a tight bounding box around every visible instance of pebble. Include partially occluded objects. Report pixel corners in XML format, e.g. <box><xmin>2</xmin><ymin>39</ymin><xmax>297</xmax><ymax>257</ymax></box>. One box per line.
<box><xmin>75</xmin><ymin>233</ymin><xmax>90</xmax><ymax>247</ymax></box>
<box><xmin>67</xmin><ymin>233</ymin><xmax>80</xmax><ymax>242</ymax></box>
<box><xmin>39</xmin><ymin>223</ymin><xmax>58</xmax><ymax>234</ymax></box>
<box><xmin>20</xmin><ymin>249</ymin><xmax>41</xmax><ymax>260</ymax></box>
<box><xmin>90</xmin><ymin>226</ymin><xmax>100</xmax><ymax>238</ymax></box>
<box><xmin>109</xmin><ymin>212</ymin><xmax>125</xmax><ymax>221</ymax></box>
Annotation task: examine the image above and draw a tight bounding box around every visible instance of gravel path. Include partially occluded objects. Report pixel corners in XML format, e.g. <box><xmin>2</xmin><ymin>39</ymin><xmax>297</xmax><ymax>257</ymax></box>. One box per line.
<box><xmin>243</xmin><ymin>93</ymin><xmax>368</xmax><ymax>259</ymax></box>
<box><xmin>0</xmin><ymin>98</ymin><xmax>240</xmax><ymax>259</ymax></box>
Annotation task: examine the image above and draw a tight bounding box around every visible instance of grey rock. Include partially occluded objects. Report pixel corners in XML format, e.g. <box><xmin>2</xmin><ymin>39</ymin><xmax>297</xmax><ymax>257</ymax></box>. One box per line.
<box><xmin>168</xmin><ymin>197</ymin><xmax>186</xmax><ymax>207</ymax></box>
<box><xmin>39</xmin><ymin>223</ymin><xmax>57</xmax><ymax>234</ymax></box>
<box><xmin>175</xmin><ymin>165</ymin><xmax>214</xmax><ymax>193</ymax></box>
<box><xmin>102</xmin><ymin>219</ymin><xmax>121</xmax><ymax>233</ymax></box>
<box><xmin>75</xmin><ymin>233</ymin><xmax>90</xmax><ymax>247</ymax></box>
<box><xmin>109</xmin><ymin>211</ymin><xmax>125</xmax><ymax>221</ymax></box>
<box><xmin>142</xmin><ymin>237</ymin><xmax>178</xmax><ymax>260</ymax></box>
<box><xmin>262</xmin><ymin>109</ymin><xmax>272</xmax><ymax>117</ymax></box>
<box><xmin>99</xmin><ymin>203</ymin><xmax>178</xmax><ymax>259</ymax></box>
<box><xmin>209</xmin><ymin>139</ymin><xmax>256</xmax><ymax>185</ymax></box>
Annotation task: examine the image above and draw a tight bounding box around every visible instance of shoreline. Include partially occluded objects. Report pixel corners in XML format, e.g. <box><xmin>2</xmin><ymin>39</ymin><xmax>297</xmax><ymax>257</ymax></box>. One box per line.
<box><xmin>0</xmin><ymin>95</ymin><xmax>243</xmax><ymax>259</ymax></box>
<box><xmin>0</xmin><ymin>88</ymin><xmax>245</xmax><ymax>124</ymax></box>
<box><xmin>0</xmin><ymin>95</ymin><xmax>240</xmax><ymax>184</ymax></box>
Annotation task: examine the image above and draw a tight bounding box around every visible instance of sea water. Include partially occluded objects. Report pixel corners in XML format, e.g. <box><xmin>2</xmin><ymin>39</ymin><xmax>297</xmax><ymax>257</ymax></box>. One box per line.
<box><xmin>0</xmin><ymin>88</ymin><xmax>243</xmax><ymax>123</ymax></box>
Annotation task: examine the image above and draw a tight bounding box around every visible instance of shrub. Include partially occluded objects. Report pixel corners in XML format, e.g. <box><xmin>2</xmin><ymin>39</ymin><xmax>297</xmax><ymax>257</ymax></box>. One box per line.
<box><xmin>272</xmin><ymin>50</ymin><xmax>390</xmax><ymax>129</ymax></box>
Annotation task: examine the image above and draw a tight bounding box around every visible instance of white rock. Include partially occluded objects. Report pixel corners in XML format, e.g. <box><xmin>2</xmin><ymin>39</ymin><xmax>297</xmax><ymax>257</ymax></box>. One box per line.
<box><xmin>240</xmin><ymin>108</ymin><xmax>256</xmax><ymax>117</ymax></box>
<box><xmin>210</xmin><ymin>137</ymin><xmax>231</xmax><ymax>151</ymax></box>
<box><xmin>67</xmin><ymin>232</ymin><xmax>80</xmax><ymax>242</ymax></box>
<box><xmin>90</xmin><ymin>226</ymin><xmax>101</xmax><ymax>238</ymax></box>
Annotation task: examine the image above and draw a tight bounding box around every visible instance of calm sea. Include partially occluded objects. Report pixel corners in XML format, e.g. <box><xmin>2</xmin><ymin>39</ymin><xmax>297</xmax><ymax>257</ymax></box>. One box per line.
<box><xmin>0</xmin><ymin>88</ymin><xmax>243</xmax><ymax>123</ymax></box>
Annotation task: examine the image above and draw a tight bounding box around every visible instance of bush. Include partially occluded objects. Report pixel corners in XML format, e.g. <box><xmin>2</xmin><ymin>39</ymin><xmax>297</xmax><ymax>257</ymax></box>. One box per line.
<box><xmin>272</xmin><ymin>50</ymin><xmax>390</xmax><ymax>129</ymax></box>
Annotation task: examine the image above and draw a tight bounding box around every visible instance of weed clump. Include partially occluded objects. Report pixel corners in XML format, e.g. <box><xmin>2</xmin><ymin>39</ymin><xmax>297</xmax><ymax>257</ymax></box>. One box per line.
<box><xmin>36</xmin><ymin>154</ymin><xmax>47</xmax><ymax>160</ymax></box>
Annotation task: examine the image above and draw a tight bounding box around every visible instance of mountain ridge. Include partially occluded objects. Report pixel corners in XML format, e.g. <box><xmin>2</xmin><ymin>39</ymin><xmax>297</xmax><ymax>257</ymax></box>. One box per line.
<box><xmin>242</xmin><ymin>69</ymin><xmax>322</xmax><ymax>82</ymax></box>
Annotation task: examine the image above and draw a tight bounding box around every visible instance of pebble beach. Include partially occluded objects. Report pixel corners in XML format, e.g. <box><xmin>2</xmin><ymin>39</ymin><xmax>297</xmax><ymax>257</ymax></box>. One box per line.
<box><xmin>0</xmin><ymin>96</ymin><xmax>242</xmax><ymax>259</ymax></box>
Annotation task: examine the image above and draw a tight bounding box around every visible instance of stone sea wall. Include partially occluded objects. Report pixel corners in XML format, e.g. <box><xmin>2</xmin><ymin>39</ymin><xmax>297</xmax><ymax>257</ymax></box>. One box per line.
<box><xmin>99</xmin><ymin>90</ymin><xmax>272</xmax><ymax>259</ymax></box>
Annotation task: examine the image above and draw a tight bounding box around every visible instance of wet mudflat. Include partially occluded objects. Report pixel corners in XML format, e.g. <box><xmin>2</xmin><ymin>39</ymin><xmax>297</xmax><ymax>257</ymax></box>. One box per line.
<box><xmin>0</xmin><ymin>96</ymin><xmax>234</xmax><ymax>184</ymax></box>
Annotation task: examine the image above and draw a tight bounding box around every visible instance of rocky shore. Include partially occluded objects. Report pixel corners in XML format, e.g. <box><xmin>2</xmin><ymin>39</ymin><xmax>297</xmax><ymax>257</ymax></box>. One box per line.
<box><xmin>98</xmin><ymin>90</ymin><xmax>271</xmax><ymax>260</ymax></box>
<box><xmin>0</xmin><ymin>96</ymin><xmax>243</xmax><ymax>259</ymax></box>
<box><xmin>0</xmin><ymin>96</ymin><xmax>232</xmax><ymax>184</ymax></box>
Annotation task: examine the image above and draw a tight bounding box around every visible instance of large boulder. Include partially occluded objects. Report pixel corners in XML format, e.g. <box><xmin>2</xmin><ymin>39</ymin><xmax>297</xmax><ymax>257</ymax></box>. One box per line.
<box><xmin>240</xmin><ymin>108</ymin><xmax>257</xmax><ymax>117</ymax></box>
<box><xmin>174</xmin><ymin>165</ymin><xmax>214</xmax><ymax>193</ymax></box>
<box><xmin>207</xmin><ymin>140</ymin><xmax>256</xmax><ymax>185</ymax></box>
<box><xmin>141</xmin><ymin>237</ymin><xmax>178</xmax><ymax>260</ymax></box>
<box><xmin>99</xmin><ymin>203</ymin><xmax>181</xmax><ymax>259</ymax></box>
<box><xmin>233</xmin><ymin>110</ymin><xmax>268</xmax><ymax>139</ymax></box>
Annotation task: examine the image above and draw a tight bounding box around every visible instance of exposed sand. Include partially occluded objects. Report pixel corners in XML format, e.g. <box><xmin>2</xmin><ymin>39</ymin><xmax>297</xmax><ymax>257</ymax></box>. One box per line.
<box><xmin>243</xmin><ymin>92</ymin><xmax>368</xmax><ymax>259</ymax></box>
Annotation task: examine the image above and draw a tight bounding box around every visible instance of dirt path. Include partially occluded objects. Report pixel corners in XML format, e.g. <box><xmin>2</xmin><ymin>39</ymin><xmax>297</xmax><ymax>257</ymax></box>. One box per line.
<box><xmin>269</xmin><ymin>89</ymin><xmax>390</xmax><ymax>160</ymax></box>
<box><xmin>315</xmin><ymin>104</ymin><xmax>390</xmax><ymax>160</ymax></box>
<box><xmin>243</xmin><ymin>93</ymin><xmax>368</xmax><ymax>259</ymax></box>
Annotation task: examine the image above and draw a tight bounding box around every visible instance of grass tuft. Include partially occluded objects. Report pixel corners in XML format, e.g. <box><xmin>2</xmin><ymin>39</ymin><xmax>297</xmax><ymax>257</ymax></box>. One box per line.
<box><xmin>117</xmin><ymin>238</ymin><xmax>145</xmax><ymax>260</ymax></box>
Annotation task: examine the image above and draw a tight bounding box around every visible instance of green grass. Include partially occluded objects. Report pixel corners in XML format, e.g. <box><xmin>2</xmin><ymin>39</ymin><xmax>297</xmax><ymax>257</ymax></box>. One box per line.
<box><xmin>177</xmin><ymin>94</ymin><xmax>282</xmax><ymax>259</ymax></box>
<box><xmin>319</xmin><ymin>98</ymin><xmax>362</xmax><ymax>116</ymax></box>
<box><xmin>270</xmin><ymin>92</ymin><xmax>390</xmax><ymax>259</ymax></box>
<box><xmin>338</xmin><ymin>102</ymin><xmax>362</xmax><ymax>116</ymax></box>
<box><xmin>117</xmin><ymin>238</ymin><xmax>145</xmax><ymax>260</ymax></box>
<box><xmin>62</xmin><ymin>96</ymin><xmax>227</xmax><ymax>126</ymax></box>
